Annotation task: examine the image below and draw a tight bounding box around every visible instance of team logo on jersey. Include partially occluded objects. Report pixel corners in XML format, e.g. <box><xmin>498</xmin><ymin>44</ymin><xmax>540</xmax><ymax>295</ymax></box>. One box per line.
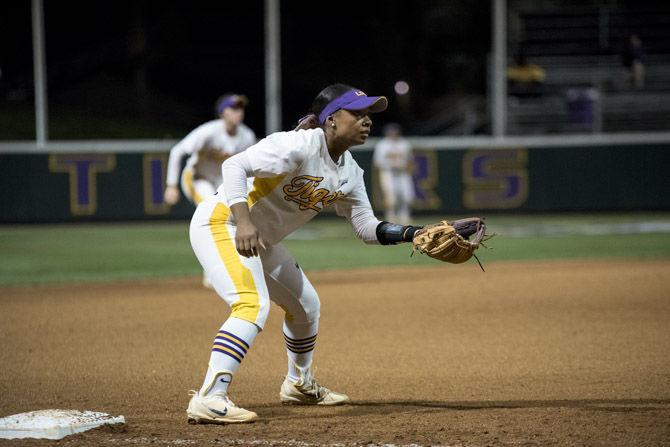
<box><xmin>283</xmin><ymin>175</ymin><xmax>344</xmax><ymax>211</ymax></box>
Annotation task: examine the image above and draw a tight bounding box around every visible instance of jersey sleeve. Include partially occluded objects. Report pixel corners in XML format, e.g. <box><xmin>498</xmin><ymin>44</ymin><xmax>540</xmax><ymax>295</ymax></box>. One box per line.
<box><xmin>166</xmin><ymin>123</ymin><xmax>211</xmax><ymax>186</ymax></box>
<box><xmin>244</xmin><ymin>130</ymin><xmax>308</xmax><ymax>177</ymax></box>
<box><xmin>334</xmin><ymin>163</ymin><xmax>382</xmax><ymax>244</ymax></box>
<box><xmin>221</xmin><ymin>152</ymin><xmax>254</xmax><ymax>205</ymax></box>
<box><xmin>235</xmin><ymin>124</ymin><xmax>257</xmax><ymax>154</ymax></box>
<box><xmin>221</xmin><ymin>130</ymin><xmax>309</xmax><ymax>206</ymax></box>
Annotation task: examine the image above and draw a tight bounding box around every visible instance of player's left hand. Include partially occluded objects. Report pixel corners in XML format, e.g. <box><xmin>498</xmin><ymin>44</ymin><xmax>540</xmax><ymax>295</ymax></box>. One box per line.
<box><xmin>412</xmin><ymin>217</ymin><xmax>493</xmax><ymax>270</ymax></box>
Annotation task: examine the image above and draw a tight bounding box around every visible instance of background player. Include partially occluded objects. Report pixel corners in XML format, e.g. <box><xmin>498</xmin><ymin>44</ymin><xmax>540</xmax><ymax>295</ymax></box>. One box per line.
<box><xmin>164</xmin><ymin>93</ymin><xmax>256</xmax><ymax>206</ymax></box>
<box><xmin>373</xmin><ymin>123</ymin><xmax>415</xmax><ymax>224</ymax></box>
<box><xmin>185</xmin><ymin>84</ymin><xmax>425</xmax><ymax>424</ymax></box>
<box><xmin>164</xmin><ymin>94</ymin><xmax>256</xmax><ymax>288</ymax></box>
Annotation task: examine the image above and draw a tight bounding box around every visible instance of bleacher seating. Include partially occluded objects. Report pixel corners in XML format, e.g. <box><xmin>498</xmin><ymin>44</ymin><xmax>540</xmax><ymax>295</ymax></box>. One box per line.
<box><xmin>509</xmin><ymin>91</ymin><xmax>670</xmax><ymax>134</ymax></box>
<box><xmin>507</xmin><ymin>6</ymin><xmax>670</xmax><ymax>134</ymax></box>
<box><xmin>517</xmin><ymin>7</ymin><xmax>670</xmax><ymax>56</ymax></box>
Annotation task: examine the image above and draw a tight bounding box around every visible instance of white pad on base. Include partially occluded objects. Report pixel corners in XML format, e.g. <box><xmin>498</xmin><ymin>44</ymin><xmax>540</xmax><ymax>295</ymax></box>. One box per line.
<box><xmin>0</xmin><ymin>409</ymin><xmax>125</xmax><ymax>440</ymax></box>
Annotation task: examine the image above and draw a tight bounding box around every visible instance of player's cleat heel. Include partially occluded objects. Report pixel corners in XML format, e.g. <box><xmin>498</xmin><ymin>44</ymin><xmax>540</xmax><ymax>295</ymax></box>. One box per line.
<box><xmin>279</xmin><ymin>376</ymin><xmax>350</xmax><ymax>406</ymax></box>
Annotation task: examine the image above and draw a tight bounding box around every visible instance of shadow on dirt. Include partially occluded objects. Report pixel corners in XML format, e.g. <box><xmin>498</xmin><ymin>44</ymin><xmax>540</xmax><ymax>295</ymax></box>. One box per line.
<box><xmin>248</xmin><ymin>398</ymin><xmax>670</xmax><ymax>422</ymax></box>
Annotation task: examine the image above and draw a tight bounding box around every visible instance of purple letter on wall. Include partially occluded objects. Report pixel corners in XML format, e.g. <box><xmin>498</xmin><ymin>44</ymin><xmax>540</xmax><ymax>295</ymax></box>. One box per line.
<box><xmin>143</xmin><ymin>154</ymin><xmax>170</xmax><ymax>215</ymax></box>
<box><xmin>49</xmin><ymin>154</ymin><xmax>116</xmax><ymax>215</ymax></box>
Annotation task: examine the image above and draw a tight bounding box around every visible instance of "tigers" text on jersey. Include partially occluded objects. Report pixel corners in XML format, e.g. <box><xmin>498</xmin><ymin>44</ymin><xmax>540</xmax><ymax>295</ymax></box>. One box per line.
<box><xmin>282</xmin><ymin>175</ymin><xmax>345</xmax><ymax>211</ymax></box>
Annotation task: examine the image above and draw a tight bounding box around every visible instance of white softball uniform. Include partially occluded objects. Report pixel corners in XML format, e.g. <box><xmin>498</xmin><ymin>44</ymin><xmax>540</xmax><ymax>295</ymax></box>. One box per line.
<box><xmin>167</xmin><ymin>120</ymin><xmax>256</xmax><ymax>204</ymax></box>
<box><xmin>189</xmin><ymin>128</ymin><xmax>381</xmax><ymax>329</ymax></box>
<box><xmin>373</xmin><ymin>137</ymin><xmax>414</xmax><ymax>223</ymax></box>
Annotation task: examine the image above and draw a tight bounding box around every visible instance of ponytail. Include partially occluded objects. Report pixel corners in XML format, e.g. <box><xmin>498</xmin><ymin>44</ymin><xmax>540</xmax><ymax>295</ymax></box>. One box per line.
<box><xmin>293</xmin><ymin>114</ymin><xmax>320</xmax><ymax>131</ymax></box>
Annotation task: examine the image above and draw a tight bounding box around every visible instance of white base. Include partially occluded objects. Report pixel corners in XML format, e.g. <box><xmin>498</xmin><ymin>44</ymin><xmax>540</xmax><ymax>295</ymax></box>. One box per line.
<box><xmin>0</xmin><ymin>409</ymin><xmax>125</xmax><ymax>440</ymax></box>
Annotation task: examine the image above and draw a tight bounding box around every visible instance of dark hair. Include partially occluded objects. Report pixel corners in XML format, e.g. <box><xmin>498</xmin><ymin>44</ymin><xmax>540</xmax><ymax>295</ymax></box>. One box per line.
<box><xmin>309</xmin><ymin>83</ymin><xmax>357</xmax><ymax>116</ymax></box>
<box><xmin>294</xmin><ymin>84</ymin><xmax>358</xmax><ymax>131</ymax></box>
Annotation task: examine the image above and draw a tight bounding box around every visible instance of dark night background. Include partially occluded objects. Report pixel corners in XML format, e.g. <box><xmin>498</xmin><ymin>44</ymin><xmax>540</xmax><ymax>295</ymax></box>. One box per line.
<box><xmin>1</xmin><ymin>1</ymin><xmax>668</xmax><ymax>139</ymax></box>
<box><xmin>0</xmin><ymin>1</ymin><xmax>492</xmax><ymax>139</ymax></box>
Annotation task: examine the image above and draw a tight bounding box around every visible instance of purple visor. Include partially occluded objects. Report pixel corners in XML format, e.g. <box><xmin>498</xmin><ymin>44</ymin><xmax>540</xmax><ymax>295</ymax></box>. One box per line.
<box><xmin>318</xmin><ymin>90</ymin><xmax>388</xmax><ymax>124</ymax></box>
<box><xmin>217</xmin><ymin>95</ymin><xmax>248</xmax><ymax>114</ymax></box>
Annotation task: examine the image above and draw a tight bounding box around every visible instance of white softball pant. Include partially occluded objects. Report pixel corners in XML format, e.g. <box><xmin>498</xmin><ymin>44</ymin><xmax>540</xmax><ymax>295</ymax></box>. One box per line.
<box><xmin>180</xmin><ymin>167</ymin><xmax>217</xmax><ymax>204</ymax></box>
<box><xmin>189</xmin><ymin>199</ymin><xmax>320</xmax><ymax>329</ymax></box>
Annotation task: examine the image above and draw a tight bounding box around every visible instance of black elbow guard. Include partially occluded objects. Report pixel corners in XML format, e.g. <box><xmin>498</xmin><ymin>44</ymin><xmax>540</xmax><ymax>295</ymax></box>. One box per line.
<box><xmin>376</xmin><ymin>221</ymin><xmax>423</xmax><ymax>245</ymax></box>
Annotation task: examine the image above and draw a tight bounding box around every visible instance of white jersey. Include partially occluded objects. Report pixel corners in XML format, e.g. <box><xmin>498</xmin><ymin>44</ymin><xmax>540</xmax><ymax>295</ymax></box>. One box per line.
<box><xmin>373</xmin><ymin>137</ymin><xmax>412</xmax><ymax>171</ymax></box>
<box><xmin>213</xmin><ymin>128</ymin><xmax>381</xmax><ymax>246</ymax></box>
<box><xmin>167</xmin><ymin>120</ymin><xmax>256</xmax><ymax>186</ymax></box>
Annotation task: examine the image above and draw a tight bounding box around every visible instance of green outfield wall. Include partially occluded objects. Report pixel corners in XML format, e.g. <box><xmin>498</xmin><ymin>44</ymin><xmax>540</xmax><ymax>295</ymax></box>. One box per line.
<box><xmin>1</xmin><ymin>144</ymin><xmax>668</xmax><ymax>222</ymax></box>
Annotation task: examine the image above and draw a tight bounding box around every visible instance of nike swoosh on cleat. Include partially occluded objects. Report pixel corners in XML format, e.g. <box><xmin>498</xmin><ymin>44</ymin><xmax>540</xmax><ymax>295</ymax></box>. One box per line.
<box><xmin>208</xmin><ymin>407</ymin><xmax>228</xmax><ymax>417</ymax></box>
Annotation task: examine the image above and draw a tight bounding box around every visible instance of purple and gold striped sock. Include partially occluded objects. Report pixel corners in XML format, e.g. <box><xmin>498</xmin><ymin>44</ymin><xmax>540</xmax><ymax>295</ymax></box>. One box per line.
<box><xmin>283</xmin><ymin>320</ymin><xmax>319</xmax><ymax>382</ymax></box>
<box><xmin>213</xmin><ymin>330</ymin><xmax>250</xmax><ymax>364</ymax></box>
<box><xmin>284</xmin><ymin>333</ymin><xmax>317</xmax><ymax>354</ymax></box>
<box><xmin>201</xmin><ymin>317</ymin><xmax>259</xmax><ymax>396</ymax></box>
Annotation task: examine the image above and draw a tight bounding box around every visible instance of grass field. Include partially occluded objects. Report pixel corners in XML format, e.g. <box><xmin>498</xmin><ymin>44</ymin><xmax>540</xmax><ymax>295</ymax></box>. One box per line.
<box><xmin>1</xmin><ymin>212</ymin><xmax>669</xmax><ymax>286</ymax></box>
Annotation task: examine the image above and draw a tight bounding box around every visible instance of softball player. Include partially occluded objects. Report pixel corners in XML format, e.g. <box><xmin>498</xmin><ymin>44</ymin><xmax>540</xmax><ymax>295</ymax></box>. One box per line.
<box><xmin>165</xmin><ymin>94</ymin><xmax>256</xmax><ymax>288</ymax></box>
<box><xmin>164</xmin><ymin>94</ymin><xmax>256</xmax><ymax>206</ymax></box>
<box><xmin>186</xmin><ymin>84</ymin><xmax>424</xmax><ymax>424</ymax></box>
<box><xmin>373</xmin><ymin>123</ymin><xmax>415</xmax><ymax>225</ymax></box>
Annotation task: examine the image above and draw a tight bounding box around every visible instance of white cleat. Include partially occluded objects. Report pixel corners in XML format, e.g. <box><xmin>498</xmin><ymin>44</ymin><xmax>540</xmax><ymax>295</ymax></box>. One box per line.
<box><xmin>186</xmin><ymin>390</ymin><xmax>257</xmax><ymax>424</ymax></box>
<box><xmin>279</xmin><ymin>375</ymin><xmax>350</xmax><ymax>406</ymax></box>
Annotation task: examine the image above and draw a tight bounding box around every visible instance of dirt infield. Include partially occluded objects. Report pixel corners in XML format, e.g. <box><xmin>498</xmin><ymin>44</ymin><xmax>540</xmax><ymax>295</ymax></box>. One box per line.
<box><xmin>1</xmin><ymin>260</ymin><xmax>669</xmax><ymax>446</ymax></box>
